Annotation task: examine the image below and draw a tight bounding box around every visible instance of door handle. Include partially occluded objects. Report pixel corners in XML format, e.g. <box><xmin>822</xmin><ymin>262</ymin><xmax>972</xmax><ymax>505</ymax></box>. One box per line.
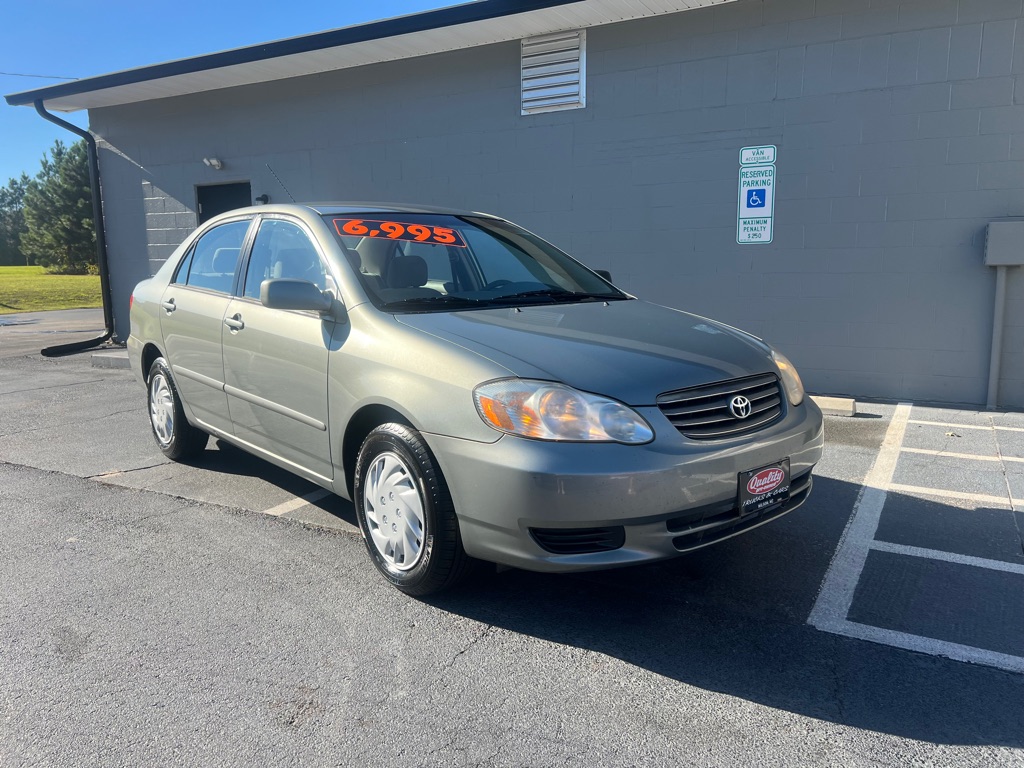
<box><xmin>161</xmin><ymin>299</ymin><xmax>176</xmax><ymax>313</ymax></box>
<box><xmin>224</xmin><ymin>314</ymin><xmax>245</xmax><ymax>331</ymax></box>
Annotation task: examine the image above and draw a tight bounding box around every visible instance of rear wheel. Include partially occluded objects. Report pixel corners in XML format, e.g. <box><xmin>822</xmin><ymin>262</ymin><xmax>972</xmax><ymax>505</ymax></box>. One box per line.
<box><xmin>354</xmin><ymin>423</ymin><xmax>474</xmax><ymax>595</ymax></box>
<box><xmin>147</xmin><ymin>357</ymin><xmax>208</xmax><ymax>460</ymax></box>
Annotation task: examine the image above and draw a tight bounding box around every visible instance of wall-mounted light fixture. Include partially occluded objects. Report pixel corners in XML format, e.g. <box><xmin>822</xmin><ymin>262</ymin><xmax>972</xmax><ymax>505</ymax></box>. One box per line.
<box><xmin>202</xmin><ymin>157</ymin><xmax>223</xmax><ymax>170</ymax></box>
<box><xmin>254</xmin><ymin>194</ymin><xmax>269</xmax><ymax>205</ymax></box>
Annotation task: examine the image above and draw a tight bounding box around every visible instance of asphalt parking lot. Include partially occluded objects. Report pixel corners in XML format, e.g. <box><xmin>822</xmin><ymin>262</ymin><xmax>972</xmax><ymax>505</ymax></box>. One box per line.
<box><xmin>1</xmin><ymin>315</ymin><xmax>1022</xmax><ymax>766</ymax></box>
<box><xmin>812</xmin><ymin>403</ymin><xmax>1024</xmax><ymax>673</ymax></box>
<box><xmin>0</xmin><ymin>309</ymin><xmax>108</xmax><ymax>360</ymax></box>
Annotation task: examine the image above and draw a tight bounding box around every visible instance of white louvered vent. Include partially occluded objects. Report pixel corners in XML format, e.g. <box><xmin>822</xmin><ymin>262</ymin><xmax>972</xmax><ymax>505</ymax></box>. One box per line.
<box><xmin>521</xmin><ymin>30</ymin><xmax>586</xmax><ymax>115</ymax></box>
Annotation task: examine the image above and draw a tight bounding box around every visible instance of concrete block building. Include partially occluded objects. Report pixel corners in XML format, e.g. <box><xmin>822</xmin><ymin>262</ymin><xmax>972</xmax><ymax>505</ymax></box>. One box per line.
<box><xmin>7</xmin><ymin>0</ymin><xmax>1024</xmax><ymax>406</ymax></box>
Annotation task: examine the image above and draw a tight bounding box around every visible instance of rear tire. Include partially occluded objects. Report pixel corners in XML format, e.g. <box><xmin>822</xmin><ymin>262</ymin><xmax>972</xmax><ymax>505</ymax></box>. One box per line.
<box><xmin>354</xmin><ymin>423</ymin><xmax>474</xmax><ymax>595</ymax></box>
<box><xmin>147</xmin><ymin>357</ymin><xmax>208</xmax><ymax>461</ymax></box>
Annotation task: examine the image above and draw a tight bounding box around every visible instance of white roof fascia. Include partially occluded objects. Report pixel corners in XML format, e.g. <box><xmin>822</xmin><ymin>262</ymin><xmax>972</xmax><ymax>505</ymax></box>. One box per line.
<box><xmin>27</xmin><ymin>0</ymin><xmax>734</xmax><ymax>112</ymax></box>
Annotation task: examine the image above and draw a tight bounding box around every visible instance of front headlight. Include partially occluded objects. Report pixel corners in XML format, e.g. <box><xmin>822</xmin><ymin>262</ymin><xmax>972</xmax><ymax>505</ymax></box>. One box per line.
<box><xmin>473</xmin><ymin>379</ymin><xmax>654</xmax><ymax>444</ymax></box>
<box><xmin>771</xmin><ymin>349</ymin><xmax>805</xmax><ymax>406</ymax></box>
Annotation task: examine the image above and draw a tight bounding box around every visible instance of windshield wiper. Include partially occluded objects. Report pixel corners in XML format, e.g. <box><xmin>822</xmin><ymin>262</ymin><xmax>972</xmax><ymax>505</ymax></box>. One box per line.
<box><xmin>501</xmin><ymin>289</ymin><xmax>624</xmax><ymax>304</ymax></box>
<box><xmin>383</xmin><ymin>290</ymin><xmax>627</xmax><ymax>311</ymax></box>
<box><xmin>382</xmin><ymin>295</ymin><xmax>490</xmax><ymax>309</ymax></box>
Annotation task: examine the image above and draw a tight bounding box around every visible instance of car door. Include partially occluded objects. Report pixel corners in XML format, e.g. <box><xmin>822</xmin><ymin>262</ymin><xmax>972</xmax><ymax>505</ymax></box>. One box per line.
<box><xmin>159</xmin><ymin>217</ymin><xmax>253</xmax><ymax>435</ymax></box>
<box><xmin>221</xmin><ymin>217</ymin><xmax>335</xmax><ymax>482</ymax></box>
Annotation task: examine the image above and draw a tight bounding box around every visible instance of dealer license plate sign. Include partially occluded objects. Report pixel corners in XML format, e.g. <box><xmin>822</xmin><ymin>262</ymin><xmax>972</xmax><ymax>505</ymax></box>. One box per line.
<box><xmin>738</xmin><ymin>458</ymin><xmax>791</xmax><ymax>516</ymax></box>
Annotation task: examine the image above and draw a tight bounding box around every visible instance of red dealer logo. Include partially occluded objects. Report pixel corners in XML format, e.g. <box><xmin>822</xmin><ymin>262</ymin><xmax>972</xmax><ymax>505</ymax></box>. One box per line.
<box><xmin>747</xmin><ymin>468</ymin><xmax>785</xmax><ymax>496</ymax></box>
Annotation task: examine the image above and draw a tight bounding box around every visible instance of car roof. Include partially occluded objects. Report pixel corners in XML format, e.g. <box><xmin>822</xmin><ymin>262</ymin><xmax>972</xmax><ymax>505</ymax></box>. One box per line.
<box><xmin>262</xmin><ymin>202</ymin><xmax>502</xmax><ymax>219</ymax></box>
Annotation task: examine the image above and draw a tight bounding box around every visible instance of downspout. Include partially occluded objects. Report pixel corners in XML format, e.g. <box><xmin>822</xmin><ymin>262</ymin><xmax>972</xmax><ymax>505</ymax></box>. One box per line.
<box><xmin>33</xmin><ymin>99</ymin><xmax>114</xmax><ymax>356</ymax></box>
<box><xmin>986</xmin><ymin>265</ymin><xmax>1007</xmax><ymax>410</ymax></box>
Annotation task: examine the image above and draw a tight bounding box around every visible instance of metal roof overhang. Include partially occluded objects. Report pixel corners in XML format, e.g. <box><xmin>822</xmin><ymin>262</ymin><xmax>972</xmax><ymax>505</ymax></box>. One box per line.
<box><xmin>5</xmin><ymin>0</ymin><xmax>734</xmax><ymax>113</ymax></box>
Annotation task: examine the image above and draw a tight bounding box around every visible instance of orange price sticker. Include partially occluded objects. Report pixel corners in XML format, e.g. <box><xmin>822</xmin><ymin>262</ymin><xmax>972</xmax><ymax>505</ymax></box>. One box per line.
<box><xmin>333</xmin><ymin>218</ymin><xmax>466</xmax><ymax>247</ymax></box>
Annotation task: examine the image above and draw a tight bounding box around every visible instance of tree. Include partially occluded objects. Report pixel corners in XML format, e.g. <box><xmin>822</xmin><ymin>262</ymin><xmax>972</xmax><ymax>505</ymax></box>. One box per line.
<box><xmin>20</xmin><ymin>140</ymin><xmax>95</xmax><ymax>274</ymax></box>
<box><xmin>0</xmin><ymin>173</ymin><xmax>30</xmax><ymax>266</ymax></box>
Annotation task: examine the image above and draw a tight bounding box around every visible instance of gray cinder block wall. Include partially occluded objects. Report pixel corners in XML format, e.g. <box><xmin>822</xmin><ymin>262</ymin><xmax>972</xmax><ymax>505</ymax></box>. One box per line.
<box><xmin>90</xmin><ymin>0</ymin><xmax>1024</xmax><ymax>407</ymax></box>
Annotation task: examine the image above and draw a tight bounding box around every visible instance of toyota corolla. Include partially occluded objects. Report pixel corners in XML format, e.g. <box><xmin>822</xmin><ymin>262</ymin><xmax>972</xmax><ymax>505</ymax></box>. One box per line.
<box><xmin>128</xmin><ymin>203</ymin><xmax>824</xmax><ymax>595</ymax></box>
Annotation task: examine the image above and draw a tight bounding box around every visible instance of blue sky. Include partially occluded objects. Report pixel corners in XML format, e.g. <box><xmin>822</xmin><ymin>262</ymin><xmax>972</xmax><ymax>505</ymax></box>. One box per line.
<box><xmin>1</xmin><ymin>0</ymin><xmax>453</xmax><ymax>184</ymax></box>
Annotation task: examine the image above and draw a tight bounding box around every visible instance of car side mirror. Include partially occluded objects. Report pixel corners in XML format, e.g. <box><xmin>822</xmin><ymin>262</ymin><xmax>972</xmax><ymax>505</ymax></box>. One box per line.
<box><xmin>260</xmin><ymin>278</ymin><xmax>334</xmax><ymax>314</ymax></box>
<box><xmin>595</xmin><ymin>269</ymin><xmax>613</xmax><ymax>283</ymax></box>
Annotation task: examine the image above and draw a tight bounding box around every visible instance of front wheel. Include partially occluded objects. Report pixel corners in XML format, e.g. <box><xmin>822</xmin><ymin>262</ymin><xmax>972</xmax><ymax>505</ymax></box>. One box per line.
<box><xmin>147</xmin><ymin>357</ymin><xmax>208</xmax><ymax>460</ymax></box>
<box><xmin>354</xmin><ymin>423</ymin><xmax>474</xmax><ymax>595</ymax></box>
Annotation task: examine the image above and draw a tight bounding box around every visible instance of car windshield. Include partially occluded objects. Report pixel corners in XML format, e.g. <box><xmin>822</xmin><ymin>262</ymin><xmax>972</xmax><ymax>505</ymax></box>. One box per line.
<box><xmin>322</xmin><ymin>213</ymin><xmax>628</xmax><ymax>312</ymax></box>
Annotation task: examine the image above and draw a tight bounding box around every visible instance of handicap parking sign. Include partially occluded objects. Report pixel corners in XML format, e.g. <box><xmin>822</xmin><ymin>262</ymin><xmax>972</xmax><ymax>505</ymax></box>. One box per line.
<box><xmin>737</xmin><ymin>147</ymin><xmax>775</xmax><ymax>244</ymax></box>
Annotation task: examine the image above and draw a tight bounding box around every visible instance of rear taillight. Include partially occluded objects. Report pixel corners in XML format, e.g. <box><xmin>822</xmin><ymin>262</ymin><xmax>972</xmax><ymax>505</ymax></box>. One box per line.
<box><xmin>129</xmin><ymin>294</ymin><xmax>134</xmax><ymax>309</ymax></box>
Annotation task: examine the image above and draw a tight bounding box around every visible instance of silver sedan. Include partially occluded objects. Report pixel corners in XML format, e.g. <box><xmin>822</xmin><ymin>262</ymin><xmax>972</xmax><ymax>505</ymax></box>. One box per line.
<box><xmin>128</xmin><ymin>203</ymin><xmax>824</xmax><ymax>595</ymax></box>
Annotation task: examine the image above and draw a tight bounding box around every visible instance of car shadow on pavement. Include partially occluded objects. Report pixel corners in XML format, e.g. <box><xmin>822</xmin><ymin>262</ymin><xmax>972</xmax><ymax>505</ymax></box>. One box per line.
<box><xmin>200</xmin><ymin>439</ymin><xmax>359</xmax><ymax>528</ymax></box>
<box><xmin>190</xmin><ymin>440</ymin><xmax>322</xmax><ymax>495</ymax></box>
<box><xmin>426</xmin><ymin>475</ymin><xmax>1024</xmax><ymax>748</ymax></box>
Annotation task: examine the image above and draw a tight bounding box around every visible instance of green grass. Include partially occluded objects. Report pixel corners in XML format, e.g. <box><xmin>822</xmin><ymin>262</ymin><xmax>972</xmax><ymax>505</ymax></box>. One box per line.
<box><xmin>0</xmin><ymin>265</ymin><xmax>103</xmax><ymax>314</ymax></box>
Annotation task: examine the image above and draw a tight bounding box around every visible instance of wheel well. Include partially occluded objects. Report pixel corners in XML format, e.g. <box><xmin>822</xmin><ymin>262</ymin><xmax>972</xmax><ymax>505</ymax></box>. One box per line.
<box><xmin>141</xmin><ymin>343</ymin><xmax>163</xmax><ymax>382</ymax></box>
<box><xmin>342</xmin><ymin>405</ymin><xmax>412</xmax><ymax>497</ymax></box>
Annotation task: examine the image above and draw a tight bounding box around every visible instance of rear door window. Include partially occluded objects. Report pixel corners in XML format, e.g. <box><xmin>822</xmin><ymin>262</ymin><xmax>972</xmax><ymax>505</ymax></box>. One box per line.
<box><xmin>182</xmin><ymin>219</ymin><xmax>250</xmax><ymax>294</ymax></box>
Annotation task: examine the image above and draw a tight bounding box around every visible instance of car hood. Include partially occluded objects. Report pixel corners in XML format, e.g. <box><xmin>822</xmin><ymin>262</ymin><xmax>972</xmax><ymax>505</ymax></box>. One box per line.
<box><xmin>396</xmin><ymin>299</ymin><xmax>776</xmax><ymax>405</ymax></box>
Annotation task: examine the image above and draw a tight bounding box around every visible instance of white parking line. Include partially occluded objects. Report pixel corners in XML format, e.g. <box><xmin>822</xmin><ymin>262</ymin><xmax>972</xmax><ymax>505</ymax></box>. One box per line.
<box><xmin>870</xmin><ymin>540</ymin><xmax>1024</xmax><ymax>576</ymax></box>
<box><xmin>262</xmin><ymin>489</ymin><xmax>332</xmax><ymax>517</ymax></box>
<box><xmin>888</xmin><ymin>483</ymin><xmax>1022</xmax><ymax>509</ymax></box>
<box><xmin>908</xmin><ymin>419</ymin><xmax>1024</xmax><ymax>433</ymax></box>
<box><xmin>810</xmin><ymin>403</ymin><xmax>1024</xmax><ymax>674</ymax></box>
<box><xmin>808</xmin><ymin>403</ymin><xmax>912</xmax><ymax>629</ymax></box>
<box><xmin>901</xmin><ymin>447</ymin><xmax>1024</xmax><ymax>464</ymax></box>
<box><xmin>821</xmin><ymin>621</ymin><xmax>1024</xmax><ymax>675</ymax></box>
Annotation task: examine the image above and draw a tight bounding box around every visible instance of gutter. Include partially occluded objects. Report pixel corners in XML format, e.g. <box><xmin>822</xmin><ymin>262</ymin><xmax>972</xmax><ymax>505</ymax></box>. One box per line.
<box><xmin>33</xmin><ymin>100</ymin><xmax>115</xmax><ymax>356</ymax></box>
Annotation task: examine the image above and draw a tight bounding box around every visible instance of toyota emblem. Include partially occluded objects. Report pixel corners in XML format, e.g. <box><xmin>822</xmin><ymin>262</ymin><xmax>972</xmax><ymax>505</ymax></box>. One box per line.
<box><xmin>730</xmin><ymin>395</ymin><xmax>752</xmax><ymax>419</ymax></box>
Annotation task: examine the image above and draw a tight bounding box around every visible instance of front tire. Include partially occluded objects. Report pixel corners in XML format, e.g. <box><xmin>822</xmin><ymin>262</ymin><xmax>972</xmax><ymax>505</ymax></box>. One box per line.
<box><xmin>354</xmin><ymin>423</ymin><xmax>474</xmax><ymax>595</ymax></box>
<box><xmin>147</xmin><ymin>357</ymin><xmax>208</xmax><ymax>461</ymax></box>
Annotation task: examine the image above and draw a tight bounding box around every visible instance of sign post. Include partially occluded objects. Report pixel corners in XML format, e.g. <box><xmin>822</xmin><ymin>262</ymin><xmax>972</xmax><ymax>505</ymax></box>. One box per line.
<box><xmin>737</xmin><ymin>145</ymin><xmax>776</xmax><ymax>245</ymax></box>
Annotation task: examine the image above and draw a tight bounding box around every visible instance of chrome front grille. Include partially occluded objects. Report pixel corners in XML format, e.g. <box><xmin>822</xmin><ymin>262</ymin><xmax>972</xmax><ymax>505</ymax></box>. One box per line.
<box><xmin>657</xmin><ymin>373</ymin><xmax>783</xmax><ymax>439</ymax></box>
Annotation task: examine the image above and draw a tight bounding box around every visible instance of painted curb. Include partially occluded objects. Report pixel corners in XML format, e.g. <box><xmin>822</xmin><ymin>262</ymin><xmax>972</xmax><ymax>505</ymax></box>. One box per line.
<box><xmin>91</xmin><ymin>351</ymin><xmax>131</xmax><ymax>370</ymax></box>
<box><xmin>811</xmin><ymin>395</ymin><xmax>857</xmax><ymax>417</ymax></box>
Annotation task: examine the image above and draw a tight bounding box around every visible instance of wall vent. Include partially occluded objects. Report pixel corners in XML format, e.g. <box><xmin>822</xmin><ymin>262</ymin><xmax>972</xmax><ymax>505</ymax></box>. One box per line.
<box><xmin>521</xmin><ymin>30</ymin><xmax>586</xmax><ymax>115</ymax></box>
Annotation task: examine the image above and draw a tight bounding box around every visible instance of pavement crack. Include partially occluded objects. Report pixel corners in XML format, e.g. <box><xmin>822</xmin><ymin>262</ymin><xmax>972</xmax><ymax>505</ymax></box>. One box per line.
<box><xmin>991</xmin><ymin>416</ymin><xmax>1024</xmax><ymax>554</ymax></box>
<box><xmin>988</xmin><ymin>415</ymin><xmax>1020</xmax><ymax>516</ymax></box>
<box><xmin>87</xmin><ymin>462</ymin><xmax>169</xmax><ymax>480</ymax></box>
<box><xmin>443</xmin><ymin>623</ymin><xmax>496</xmax><ymax>670</ymax></box>
<box><xmin>425</xmin><ymin>735</ymin><xmax>457</xmax><ymax>758</ymax></box>
<box><xmin>0</xmin><ymin>458</ymin><xmax>244</xmax><ymax>517</ymax></box>
<box><xmin>0</xmin><ymin>407</ymin><xmax>146</xmax><ymax>438</ymax></box>
<box><xmin>474</xmin><ymin>743</ymin><xmax>507</xmax><ymax>766</ymax></box>
<box><xmin>129</xmin><ymin>509</ymin><xmax>186</xmax><ymax>524</ymax></box>
<box><xmin>0</xmin><ymin>378</ymin><xmax>108</xmax><ymax>396</ymax></box>
<box><xmin>827</xmin><ymin>636</ymin><xmax>846</xmax><ymax>720</ymax></box>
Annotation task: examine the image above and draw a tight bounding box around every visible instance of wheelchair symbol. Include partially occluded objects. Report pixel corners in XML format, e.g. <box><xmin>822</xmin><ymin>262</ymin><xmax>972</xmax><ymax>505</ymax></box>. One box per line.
<box><xmin>746</xmin><ymin>188</ymin><xmax>766</xmax><ymax>208</ymax></box>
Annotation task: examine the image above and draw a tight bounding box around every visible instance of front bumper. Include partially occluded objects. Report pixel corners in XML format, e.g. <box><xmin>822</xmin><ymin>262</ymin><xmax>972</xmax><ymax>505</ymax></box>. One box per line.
<box><xmin>425</xmin><ymin>399</ymin><xmax>824</xmax><ymax>572</ymax></box>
